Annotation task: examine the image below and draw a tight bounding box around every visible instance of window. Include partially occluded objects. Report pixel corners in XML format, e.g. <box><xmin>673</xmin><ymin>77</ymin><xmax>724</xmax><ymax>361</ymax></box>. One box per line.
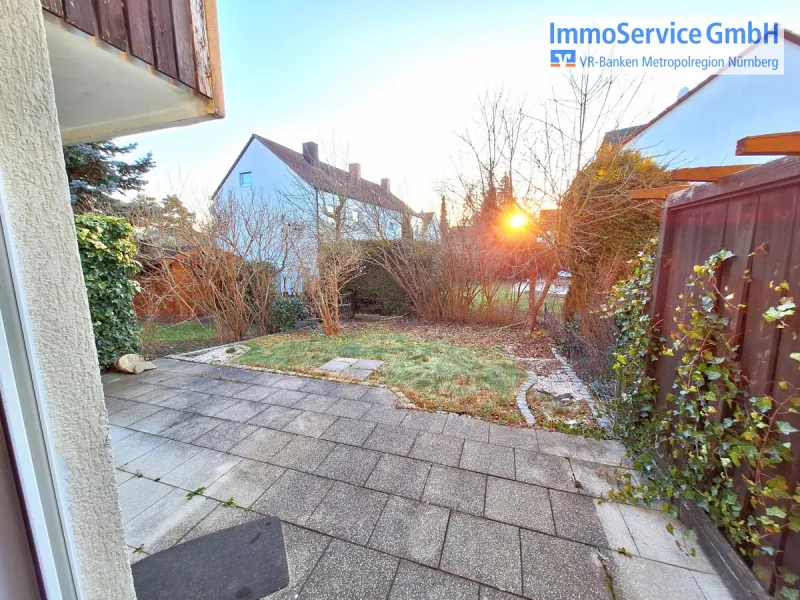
<box><xmin>239</xmin><ymin>171</ymin><xmax>252</xmax><ymax>187</ymax></box>
<box><xmin>351</xmin><ymin>210</ymin><xmax>359</xmax><ymax>223</ymax></box>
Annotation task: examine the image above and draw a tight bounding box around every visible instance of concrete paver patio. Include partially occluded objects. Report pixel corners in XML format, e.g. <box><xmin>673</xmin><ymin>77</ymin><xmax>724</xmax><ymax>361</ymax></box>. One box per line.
<box><xmin>104</xmin><ymin>359</ymin><xmax>733</xmax><ymax>599</ymax></box>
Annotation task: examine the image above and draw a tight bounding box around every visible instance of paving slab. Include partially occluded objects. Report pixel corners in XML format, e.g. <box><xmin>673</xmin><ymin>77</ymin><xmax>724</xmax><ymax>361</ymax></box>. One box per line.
<box><xmin>536</xmin><ymin>430</ymin><xmax>597</xmax><ymax>463</ymax></box>
<box><xmin>340</xmin><ymin>367</ymin><xmax>373</xmax><ymax>380</ymax></box>
<box><xmin>359</xmin><ymin>387</ymin><xmax>397</xmax><ymax>406</ymax></box>
<box><xmin>127</xmin><ymin>407</ymin><xmax>190</xmax><ymax>435</ymax></box>
<box><xmin>305</xmin><ymin>481</ymin><xmax>388</xmax><ymax>544</ymax></box>
<box><xmin>443</xmin><ymin>414</ymin><xmax>490</xmax><ymax>442</ymax></box>
<box><xmin>326</xmin><ymin>381</ymin><xmax>371</xmax><ymax>400</ymax></box>
<box><xmin>251</xmin><ymin>470</ymin><xmax>333</xmax><ymax>525</ymax></box>
<box><xmin>520</xmin><ymin>530</ymin><xmax>611</xmax><ymax>599</ymax></box>
<box><xmin>616</xmin><ymin>503</ymin><xmax>714</xmax><ymax>573</ymax></box>
<box><xmin>569</xmin><ymin>458</ymin><xmax>628</xmax><ymax>498</ymax></box>
<box><xmin>264</xmin><ymin>524</ymin><xmax>331</xmax><ymax>600</ymax></box>
<box><xmin>610</xmin><ymin>554</ymin><xmax>707</xmax><ymax>600</ymax></box>
<box><xmin>124</xmin><ymin>488</ymin><xmax>217</xmax><ymax>554</ymax></box>
<box><xmin>232</xmin><ymin>384</ymin><xmax>278</xmax><ymax>402</ymax></box>
<box><xmin>353</xmin><ymin>358</ymin><xmax>383</xmax><ymax>370</ymax></box>
<box><xmin>440</xmin><ymin>512</ymin><xmax>522</xmax><ymax>595</ymax></box>
<box><xmin>205</xmin><ymin>365</ymin><xmax>261</xmax><ymax>382</ymax></box>
<box><xmin>118</xmin><ymin>477</ymin><xmax>173</xmax><ymax>523</ymax></box>
<box><xmin>479</xmin><ymin>586</ymin><xmax>523</xmax><ymax>599</ymax></box>
<box><xmin>193</xmin><ymin>421</ymin><xmax>258</xmax><ymax>453</ymax></box>
<box><xmin>364</xmin><ymin>423</ymin><xmax>418</xmax><ymax>455</ymax></box>
<box><xmin>108</xmin><ymin>403</ymin><xmax>164</xmax><ymax>427</ymax></box>
<box><xmin>159</xmin><ymin>448</ymin><xmax>241</xmax><ymax>491</ymax></box>
<box><xmin>282</xmin><ymin>410</ymin><xmax>338</xmax><ymax>438</ymax></box>
<box><xmin>109</xmin><ymin>425</ymin><xmax>135</xmax><ymax>442</ymax></box>
<box><xmin>263</xmin><ymin>389</ymin><xmax>307</xmax><ymax>407</ymax></box>
<box><xmin>409</xmin><ymin>432</ymin><xmax>464</xmax><ymax>467</ymax></box>
<box><xmin>318</xmin><ymin>357</ymin><xmax>358</xmax><ymax>372</ymax></box>
<box><xmin>460</xmin><ymin>440</ymin><xmax>515</xmax><ymax>478</ymax></box>
<box><xmin>369</xmin><ymin>496</ymin><xmax>449</xmax><ymax>567</ymax></box>
<box><xmin>389</xmin><ymin>561</ymin><xmax>479</xmax><ymax>600</ymax></box>
<box><xmin>325</xmin><ymin>398</ymin><xmax>371</xmax><ymax>419</ymax></box>
<box><xmin>691</xmin><ymin>572</ymin><xmax>737</xmax><ymax>600</ymax></box>
<box><xmin>269</xmin><ymin>436</ymin><xmax>336</xmax><ymax>472</ymax></box>
<box><xmin>297</xmin><ymin>539</ymin><xmax>398</xmax><ymax>600</ymax></box>
<box><xmin>229</xmin><ymin>427</ymin><xmax>295</xmax><ymax>462</ymax></box>
<box><xmin>271</xmin><ymin>376</ymin><xmax>308</xmax><ymax>391</ymax></box>
<box><xmin>213</xmin><ymin>399</ymin><xmax>268</xmax><ymax>422</ymax></box>
<box><xmin>292</xmin><ymin>393</ymin><xmax>338</xmax><ymax>413</ymax></box>
<box><xmin>366</xmin><ymin>454</ymin><xmax>432</xmax><ymax>500</ymax></box>
<box><xmin>108</xmin><ymin>382</ymin><xmax>160</xmax><ymax>400</ymax></box>
<box><xmin>362</xmin><ymin>404</ymin><xmax>407</xmax><ymax>425</ymax></box>
<box><xmin>549</xmin><ymin>489</ymin><xmax>609</xmax><ymax>548</ymax></box>
<box><xmin>484</xmin><ymin>477</ymin><xmax>555</xmax><ymax>534</ymax></box>
<box><xmin>300</xmin><ymin>380</ymin><xmax>343</xmax><ymax>396</ymax></box>
<box><xmin>248</xmin><ymin>405</ymin><xmax>303</xmax><ymax>429</ymax></box>
<box><xmin>113</xmin><ymin>431</ymin><xmax>168</xmax><ymax>466</ymax></box>
<box><xmin>105</xmin><ymin>396</ymin><xmax>136</xmax><ymax>415</ymax></box>
<box><xmin>488</xmin><ymin>424</ymin><xmax>539</xmax><ymax>452</ymax></box>
<box><xmin>314</xmin><ymin>444</ymin><xmax>382</xmax><ymax>485</ymax></box>
<box><xmin>401</xmin><ymin>410</ymin><xmax>448</xmax><ymax>433</ymax></box>
<box><xmin>156</xmin><ymin>390</ymin><xmax>213</xmax><ymax>411</ymax></box>
<box><xmin>320</xmin><ymin>416</ymin><xmax>376</xmax><ymax>445</ymax></box>
<box><xmin>117</xmin><ymin>469</ymin><xmax>135</xmax><ymax>485</ymax></box>
<box><xmin>514</xmin><ymin>449</ymin><xmax>576</xmax><ymax>492</ymax></box>
<box><xmin>132</xmin><ymin>385</ymin><xmax>184</xmax><ymax>405</ymax></box>
<box><xmin>203</xmin><ymin>458</ymin><xmax>285</xmax><ymax>507</ymax></box>
<box><xmin>180</xmin><ymin>505</ymin><xmax>262</xmax><ymax>543</ymax></box>
<box><xmin>178</xmin><ymin>376</ymin><xmax>221</xmax><ymax>393</ymax></box>
<box><xmin>247</xmin><ymin>372</ymin><xmax>285</xmax><ymax>387</ymax></box>
<box><xmin>159</xmin><ymin>413</ymin><xmax>224</xmax><ymax>443</ymax></box>
<box><xmin>423</xmin><ymin>465</ymin><xmax>486</xmax><ymax>516</ymax></box>
<box><xmin>177</xmin><ymin>392</ymin><xmax>237</xmax><ymax>416</ymax></box>
<box><xmin>122</xmin><ymin>439</ymin><xmax>202</xmax><ymax>479</ymax></box>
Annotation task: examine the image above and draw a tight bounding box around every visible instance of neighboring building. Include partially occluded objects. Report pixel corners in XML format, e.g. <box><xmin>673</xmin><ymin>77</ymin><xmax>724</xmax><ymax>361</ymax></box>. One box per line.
<box><xmin>213</xmin><ymin>135</ymin><xmax>436</xmax><ymax>291</ymax></box>
<box><xmin>0</xmin><ymin>1</ymin><xmax>223</xmax><ymax>598</ymax></box>
<box><xmin>622</xmin><ymin>30</ymin><xmax>800</xmax><ymax>167</ymax></box>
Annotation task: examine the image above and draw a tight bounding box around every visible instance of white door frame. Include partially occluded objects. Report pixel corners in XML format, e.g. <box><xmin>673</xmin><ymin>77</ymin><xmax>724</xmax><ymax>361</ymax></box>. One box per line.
<box><xmin>0</xmin><ymin>174</ymin><xmax>80</xmax><ymax>600</ymax></box>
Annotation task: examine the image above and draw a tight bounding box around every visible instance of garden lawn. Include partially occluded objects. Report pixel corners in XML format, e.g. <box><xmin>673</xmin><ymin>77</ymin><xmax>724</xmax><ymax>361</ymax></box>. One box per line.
<box><xmin>140</xmin><ymin>321</ymin><xmax>219</xmax><ymax>359</ymax></box>
<box><xmin>236</xmin><ymin>325</ymin><xmax>527</xmax><ymax>423</ymax></box>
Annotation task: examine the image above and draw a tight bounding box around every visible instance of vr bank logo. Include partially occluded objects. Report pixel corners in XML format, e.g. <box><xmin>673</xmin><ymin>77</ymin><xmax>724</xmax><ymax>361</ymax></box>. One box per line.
<box><xmin>550</xmin><ymin>49</ymin><xmax>576</xmax><ymax>67</ymax></box>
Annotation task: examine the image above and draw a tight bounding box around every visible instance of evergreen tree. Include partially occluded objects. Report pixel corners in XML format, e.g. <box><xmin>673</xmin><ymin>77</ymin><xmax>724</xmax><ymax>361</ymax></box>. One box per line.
<box><xmin>64</xmin><ymin>141</ymin><xmax>155</xmax><ymax>213</ymax></box>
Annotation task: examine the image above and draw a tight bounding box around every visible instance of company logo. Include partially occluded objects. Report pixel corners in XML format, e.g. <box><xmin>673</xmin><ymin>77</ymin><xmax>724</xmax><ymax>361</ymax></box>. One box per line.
<box><xmin>550</xmin><ymin>49</ymin><xmax>576</xmax><ymax>67</ymax></box>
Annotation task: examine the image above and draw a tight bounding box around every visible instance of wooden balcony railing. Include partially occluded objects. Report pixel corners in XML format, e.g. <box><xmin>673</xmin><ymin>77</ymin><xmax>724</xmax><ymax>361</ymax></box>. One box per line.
<box><xmin>41</xmin><ymin>0</ymin><xmax>217</xmax><ymax>98</ymax></box>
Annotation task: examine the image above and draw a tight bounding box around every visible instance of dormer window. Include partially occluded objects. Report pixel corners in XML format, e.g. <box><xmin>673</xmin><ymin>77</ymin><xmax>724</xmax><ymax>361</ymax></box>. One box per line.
<box><xmin>239</xmin><ymin>171</ymin><xmax>252</xmax><ymax>187</ymax></box>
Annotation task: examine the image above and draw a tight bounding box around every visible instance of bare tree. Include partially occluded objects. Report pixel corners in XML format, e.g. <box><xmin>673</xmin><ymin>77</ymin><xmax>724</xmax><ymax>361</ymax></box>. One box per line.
<box><xmin>138</xmin><ymin>192</ymin><xmax>292</xmax><ymax>342</ymax></box>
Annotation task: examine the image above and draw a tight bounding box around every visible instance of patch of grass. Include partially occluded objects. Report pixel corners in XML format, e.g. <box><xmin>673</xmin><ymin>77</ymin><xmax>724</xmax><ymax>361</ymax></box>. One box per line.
<box><xmin>140</xmin><ymin>321</ymin><xmax>219</xmax><ymax>359</ymax></box>
<box><xmin>236</xmin><ymin>326</ymin><xmax>527</xmax><ymax>423</ymax></box>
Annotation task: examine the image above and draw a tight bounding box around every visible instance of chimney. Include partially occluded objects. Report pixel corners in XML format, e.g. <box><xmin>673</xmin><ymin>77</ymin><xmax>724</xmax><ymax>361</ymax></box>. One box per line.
<box><xmin>380</xmin><ymin>178</ymin><xmax>390</xmax><ymax>193</ymax></box>
<box><xmin>302</xmin><ymin>141</ymin><xmax>319</xmax><ymax>167</ymax></box>
<box><xmin>348</xmin><ymin>163</ymin><xmax>361</xmax><ymax>182</ymax></box>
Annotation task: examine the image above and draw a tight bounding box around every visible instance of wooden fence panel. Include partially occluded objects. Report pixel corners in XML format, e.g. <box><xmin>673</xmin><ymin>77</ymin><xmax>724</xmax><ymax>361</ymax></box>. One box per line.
<box><xmin>650</xmin><ymin>157</ymin><xmax>800</xmax><ymax>593</ymax></box>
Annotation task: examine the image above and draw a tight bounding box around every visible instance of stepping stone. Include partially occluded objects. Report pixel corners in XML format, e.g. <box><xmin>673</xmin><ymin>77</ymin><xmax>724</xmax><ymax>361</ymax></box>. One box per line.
<box><xmin>319</xmin><ymin>357</ymin><xmax>359</xmax><ymax>372</ymax></box>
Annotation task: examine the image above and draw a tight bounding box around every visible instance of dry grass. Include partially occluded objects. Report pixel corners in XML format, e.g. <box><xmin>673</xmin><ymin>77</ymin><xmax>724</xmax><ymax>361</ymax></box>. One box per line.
<box><xmin>236</xmin><ymin>320</ymin><xmax>531</xmax><ymax>423</ymax></box>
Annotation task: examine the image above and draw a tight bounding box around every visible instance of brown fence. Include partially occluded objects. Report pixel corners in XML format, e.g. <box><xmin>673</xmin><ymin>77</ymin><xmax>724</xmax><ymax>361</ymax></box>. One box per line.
<box><xmin>649</xmin><ymin>156</ymin><xmax>800</xmax><ymax>593</ymax></box>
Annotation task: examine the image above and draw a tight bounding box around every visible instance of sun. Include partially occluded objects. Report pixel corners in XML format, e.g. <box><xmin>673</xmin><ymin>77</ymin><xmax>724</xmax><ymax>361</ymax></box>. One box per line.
<box><xmin>508</xmin><ymin>213</ymin><xmax>528</xmax><ymax>230</ymax></box>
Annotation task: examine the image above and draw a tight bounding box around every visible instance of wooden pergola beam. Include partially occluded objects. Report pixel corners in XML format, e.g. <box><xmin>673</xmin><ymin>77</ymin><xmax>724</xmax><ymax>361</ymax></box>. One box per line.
<box><xmin>736</xmin><ymin>132</ymin><xmax>800</xmax><ymax>156</ymax></box>
<box><xmin>671</xmin><ymin>165</ymin><xmax>757</xmax><ymax>182</ymax></box>
<box><xmin>631</xmin><ymin>185</ymin><xmax>692</xmax><ymax>199</ymax></box>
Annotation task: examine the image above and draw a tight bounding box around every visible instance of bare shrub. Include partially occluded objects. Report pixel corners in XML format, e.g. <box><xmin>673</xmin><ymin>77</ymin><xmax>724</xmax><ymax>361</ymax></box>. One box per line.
<box><xmin>139</xmin><ymin>193</ymin><xmax>291</xmax><ymax>343</ymax></box>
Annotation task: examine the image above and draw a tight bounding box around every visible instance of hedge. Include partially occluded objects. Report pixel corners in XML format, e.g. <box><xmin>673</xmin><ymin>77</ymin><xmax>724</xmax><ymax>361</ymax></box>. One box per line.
<box><xmin>344</xmin><ymin>241</ymin><xmax>411</xmax><ymax>316</ymax></box>
<box><xmin>75</xmin><ymin>214</ymin><xmax>141</xmax><ymax>367</ymax></box>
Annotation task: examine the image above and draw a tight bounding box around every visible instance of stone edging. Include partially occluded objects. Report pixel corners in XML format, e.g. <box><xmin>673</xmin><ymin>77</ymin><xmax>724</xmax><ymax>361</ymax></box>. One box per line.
<box><xmin>515</xmin><ymin>371</ymin><xmax>537</xmax><ymax>425</ymax></box>
<box><xmin>551</xmin><ymin>348</ymin><xmax>610</xmax><ymax>428</ymax></box>
<box><xmin>167</xmin><ymin>347</ymin><xmax>417</xmax><ymax>410</ymax></box>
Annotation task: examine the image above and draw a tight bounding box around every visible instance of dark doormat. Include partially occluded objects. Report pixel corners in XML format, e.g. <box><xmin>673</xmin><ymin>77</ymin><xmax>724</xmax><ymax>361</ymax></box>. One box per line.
<box><xmin>131</xmin><ymin>517</ymin><xmax>289</xmax><ymax>600</ymax></box>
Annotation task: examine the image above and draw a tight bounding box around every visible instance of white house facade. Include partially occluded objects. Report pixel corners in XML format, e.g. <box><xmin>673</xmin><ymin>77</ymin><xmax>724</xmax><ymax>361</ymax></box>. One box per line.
<box><xmin>214</xmin><ymin>135</ymin><xmax>435</xmax><ymax>292</ymax></box>
<box><xmin>627</xmin><ymin>31</ymin><xmax>800</xmax><ymax>168</ymax></box>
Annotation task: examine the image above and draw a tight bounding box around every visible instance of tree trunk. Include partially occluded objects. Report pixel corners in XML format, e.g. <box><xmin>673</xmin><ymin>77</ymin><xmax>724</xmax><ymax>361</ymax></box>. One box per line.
<box><xmin>526</xmin><ymin>270</ymin><xmax>557</xmax><ymax>332</ymax></box>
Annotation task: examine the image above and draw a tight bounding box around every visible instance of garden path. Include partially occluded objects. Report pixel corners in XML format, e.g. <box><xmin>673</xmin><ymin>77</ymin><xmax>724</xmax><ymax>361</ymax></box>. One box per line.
<box><xmin>104</xmin><ymin>360</ymin><xmax>733</xmax><ymax>599</ymax></box>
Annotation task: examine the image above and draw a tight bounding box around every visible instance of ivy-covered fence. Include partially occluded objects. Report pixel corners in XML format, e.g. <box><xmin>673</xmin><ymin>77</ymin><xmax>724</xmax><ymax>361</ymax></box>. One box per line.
<box><xmin>75</xmin><ymin>214</ymin><xmax>141</xmax><ymax>367</ymax></box>
<box><xmin>606</xmin><ymin>158</ymin><xmax>800</xmax><ymax>597</ymax></box>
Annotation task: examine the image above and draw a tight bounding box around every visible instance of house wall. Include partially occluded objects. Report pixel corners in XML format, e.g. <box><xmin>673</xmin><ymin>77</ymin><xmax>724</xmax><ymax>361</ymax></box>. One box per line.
<box><xmin>631</xmin><ymin>43</ymin><xmax>800</xmax><ymax>167</ymax></box>
<box><xmin>0</xmin><ymin>1</ymin><xmax>134</xmax><ymax>598</ymax></box>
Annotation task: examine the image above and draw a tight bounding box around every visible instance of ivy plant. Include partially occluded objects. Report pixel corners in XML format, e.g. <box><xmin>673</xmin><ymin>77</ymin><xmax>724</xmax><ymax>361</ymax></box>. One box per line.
<box><xmin>75</xmin><ymin>214</ymin><xmax>141</xmax><ymax>367</ymax></box>
<box><xmin>604</xmin><ymin>246</ymin><xmax>800</xmax><ymax>598</ymax></box>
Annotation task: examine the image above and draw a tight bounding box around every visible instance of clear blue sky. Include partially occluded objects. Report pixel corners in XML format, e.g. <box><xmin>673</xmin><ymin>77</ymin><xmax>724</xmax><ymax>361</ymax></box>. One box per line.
<box><xmin>124</xmin><ymin>0</ymin><xmax>800</xmax><ymax>213</ymax></box>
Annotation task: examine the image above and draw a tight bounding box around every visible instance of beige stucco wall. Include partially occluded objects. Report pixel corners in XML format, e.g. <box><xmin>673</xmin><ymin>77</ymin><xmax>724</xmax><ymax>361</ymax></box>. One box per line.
<box><xmin>0</xmin><ymin>1</ymin><xmax>135</xmax><ymax>598</ymax></box>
